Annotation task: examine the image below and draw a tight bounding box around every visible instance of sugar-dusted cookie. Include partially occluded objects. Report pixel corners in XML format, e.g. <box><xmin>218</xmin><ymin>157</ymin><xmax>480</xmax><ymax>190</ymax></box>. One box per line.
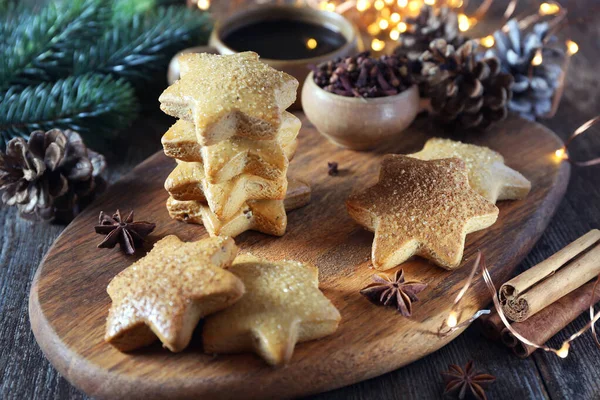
<box><xmin>165</xmin><ymin>161</ymin><xmax>288</xmax><ymax>220</ymax></box>
<box><xmin>203</xmin><ymin>254</ymin><xmax>341</xmax><ymax>366</ymax></box>
<box><xmin>159</xmin><ymin>52</ymin><xmax>298</xmax><ymax>146</ymax></box>
<box><xmin>410</xmin><ymin>138</ymin><xmax>531</xmax><ymax>203</ymax></box>
<box><xmin>105</xmin><ymin>235</ymin><xmax>243</xmax><ymax>352</ymax></box>
<box><xmin>166</xmin><ymin>177</ymin><xmax>311</xmax><ymax>237</ymax></box>
<box><xmin>346</xmin><ymin>155</ymin><xmax>498</xmax><ymax>270</ymax></box>
<box><xmin>160</xmin><ymin>119</ymin><xmax>203</xmax><ymax>162</ymax></box>
<box><xmin>161</xmin><ymin>111</ymin><xmax>300</xmax><ymax>167</ymax></box>
<box><xmin>167</xmin><ymin>196</ymin><xmax>286</xmax><ymax>237</ymax></box>
<box><xmin>201</xmin><ymin>199</ymin><xmax>287</xmax><ymax>237</ymax></box>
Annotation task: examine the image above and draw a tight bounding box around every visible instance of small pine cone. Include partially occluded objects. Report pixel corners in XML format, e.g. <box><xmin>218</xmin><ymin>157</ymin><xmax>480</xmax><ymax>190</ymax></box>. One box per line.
<box><xmin>486</xmin><ymin>19</ymin><xmax>562</xmax><ymax>120</ymax></box>
<box><xmin>421</xmin><ymin>39</ymin><xmax>513</xmax><ymax>130</ymax></box>
<box><xmin>0</xmin><ymin>129</ymin><xmax>105</xmax><ymax>221</ymax></box>
<box><xmin>394</xmin><ymin>5</ymin><xmax>467</xmax><ymax>60</ymax></box>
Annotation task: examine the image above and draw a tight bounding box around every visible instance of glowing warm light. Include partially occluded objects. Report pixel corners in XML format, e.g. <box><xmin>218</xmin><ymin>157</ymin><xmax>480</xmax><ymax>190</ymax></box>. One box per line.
<box><xmin>480</xmin><ymin>35</ymin><xmax>495</xmax><ymax>48</ymax></box>
<box><xmin>408</xmin><ymin>1</ymin><xmax>420</xmax><ymax>11</ymax></box>
<box><xmin>391</xmin><ymin>12</ymin><xmax>401</xmax><ymax>23</ymax></box>
<box><xmin>385</xmin><ymin>0</ymin><xmax>395</xmax><ymax>4</ymax></box>
<box><xmin>390</xmin><ymin>29</ymin><xmax>400</xmax><ymax>40</ymax></box>
<box><xmin>557</xmin><ymin>342</ymin><xmax>570</xmax><ymax>358</ymax></box>
<box><xmin>306</xmin><ymin>38</ymin><xmax>318</xmax><ymax>50</ymax></box>
<box><xmin>567</xmin><ymin>40</ymin><xmax>579</xmax><ymax>55</ymax></box>
<box><xmin>555</xmin><ymin>148</ymin><xmax>566</xmax><ymax>160</ymax></box>
<box><xmin>458</xmin><ymin>14</ymin><xmax>470</xmax><ymax>32</ymax></box>
<box><xmin>374</xmin><ymin>0</ymin><xmax>385</xmax><ymax>10</ymax></box>
<box><xmin>367</xmin><ymin>23</ymin><xmax>381</xmax><ymax>36</ymax></box>
<box><xmin>446</xmin><ymin>0</ymin><xmax>463</xmax><ymax>6</ymax></box>
<box><xmin>532</xmin><ymin>51</ymin><xmax>543</xmax><ymax>66</ymax></box>
<box><xmin>381</xmin><ymin>7</ymin><xmax>391</xmax><ymax>17</ymax></box>
<box><xmin>356</xmin><ymin>0</ymin><xmax>370</xmax><ymax>11</ymax></box>
<box><xmin>397</xmin><ymin>0</ymin><xmax>408</xmax><ymax>6</ymax></box>
<box><xmin>371</xmin><ymin>38</ymin><xmax>386</xmax><ymax>51</ymax></box>
<box><xmin>539</xmin><ymin>2</ymin><xmax>561</xmax><ymax>16</ymax></box>
<box><xmin>398</xmin><ymin>21</ymin><xmax>407</xmax><ymax>33</ymax></box>
<box><xmin>196</xmin><ymin>0</ymin><xmax>210</xmax><ymax>10</ymax></box>
<box><xmin>319</xmin><ymin>1</ymin><xmax>335</xmax><ymax>11</ymax></box>
<box><xmin>447</xmin><ymin>312</ymin><xmax>458</xmax><ymax>328</ymax></box>
<box><xmin>424</xmin><ymin>0</ymin><xmax>436</xmax><ymax>5</ymax></box>
<box><xmin>379</xmin><ymin>19</ymin><xmax>389</xmax><ymax>29</ymax></box>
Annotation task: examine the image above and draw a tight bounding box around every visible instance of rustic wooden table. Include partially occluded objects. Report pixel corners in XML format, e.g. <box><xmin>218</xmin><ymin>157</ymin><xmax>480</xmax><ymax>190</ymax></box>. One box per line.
<box><xmin>1</xmin><ymin>1</ymin><xmax>600</xmax><ymax>399</ymax></box>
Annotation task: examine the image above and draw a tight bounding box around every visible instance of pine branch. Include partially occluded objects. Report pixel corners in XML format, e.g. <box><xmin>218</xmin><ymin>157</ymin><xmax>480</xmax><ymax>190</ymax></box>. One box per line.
<box><xmin>0</xmin><ymin>74</ymin><xmax>139</xmax><ymax>149</ymax></box>
<box><xmin>73</xmin><ymin>6</ymin><xmax>212</xmax><ymax>90</ymax></box>
<box><xmin>0</xmin><ymin>0</ymin><xmax>111</xmax><ymax>92</ymax></box>
<box><xmin>111</xmin><ymin>0</ymin><xmax>157</xmax><ymax>21</ymax></box>
<box><xmin>0</xmin><ymin>2</ymin><xmax>34</xmax><ymax>47</ymax></box>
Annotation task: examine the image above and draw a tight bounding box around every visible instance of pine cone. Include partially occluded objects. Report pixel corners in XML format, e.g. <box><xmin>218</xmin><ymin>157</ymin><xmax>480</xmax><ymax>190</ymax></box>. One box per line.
<box><xmin>0</xmin><ymin>129</ymin><xmax>105</xmax><ymax>221</ymax></box>
<box><xmin>486</xmin><ymin>19</ymin><xmax>562</xmax><ymax>120</ymax></box>
<box><xmin>394</xmin><ymin>5</ymin><xmax>467</xmax><ymax>60</ymax></box>
<box><xmin>420</xmin><ymin>39</ymin><xmax>514</xmax><ymax>130</ymax></box>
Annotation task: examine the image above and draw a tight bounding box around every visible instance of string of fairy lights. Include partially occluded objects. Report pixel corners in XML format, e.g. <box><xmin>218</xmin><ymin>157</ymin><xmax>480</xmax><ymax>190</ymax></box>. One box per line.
<box><xmin>439</xmin><ymin>250</ymin><xmax>600</xmax><ymax>359</ymax></box>
<box><xmin>190</xmin><ymin>1</ymin><xmax>579</xmax><ymax>61</ymax></box>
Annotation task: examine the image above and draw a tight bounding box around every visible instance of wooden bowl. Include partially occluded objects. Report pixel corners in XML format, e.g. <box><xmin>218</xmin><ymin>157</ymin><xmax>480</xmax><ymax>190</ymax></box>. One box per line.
<box><xmin>301</xmin><ymin>72</ymin><xmax>420</xmax><ymax>150</ymax></box>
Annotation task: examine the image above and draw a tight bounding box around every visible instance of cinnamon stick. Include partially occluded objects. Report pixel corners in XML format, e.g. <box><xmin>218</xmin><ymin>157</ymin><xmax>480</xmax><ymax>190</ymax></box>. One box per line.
<box><xmin>499</xmin><ymin>230</ymin><xmax>600</xmax><ymax>322</ymax></box>
<box><xmin>480</xmin><ymin>312</ymin><xmax>504</xmax><ymax>341</ymax></box>
<box><xmin>502</xmin><ymin>280</ymin><xmax>600</xmax><ymax>357</ymax></box>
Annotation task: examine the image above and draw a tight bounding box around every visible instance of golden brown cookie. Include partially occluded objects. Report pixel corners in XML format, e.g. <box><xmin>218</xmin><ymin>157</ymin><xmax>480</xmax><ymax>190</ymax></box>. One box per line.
<box><xmin>410</xmin><ymin>138</ymin><xmax>531</xmax><ymax>203</ymax></box>
<box><xmin>105</xmin><ymin>235</ymin><xmax>243</xmax><ymax>352</ymax></box>
<box><xmin>160</xmin><ymin>119</ymin><xmax>203</xmax><ymax>162</ymax></box>
<box><xmin>165</xmin><ymin>161</ymin><xmax>288</xmax><ymax>220</ymax></box>
<box><xmin>159</xmin><ymin>52</ymin><xmax>298</xmax><ymax>146</ymax></box>
<box><xmin>203</xmin><ymin>254</ymin><xmax>341</xmax><ymax>366</ymax></box>
<box><xmin>161</xmin><ymin>111</ymin><xmax>300</xmax><ymax>166</ymax></box>
<box><xmin>166</xmin><ymin>178</ymin><xmax>311</xmax><ymax>237</ymax></box>
<box><xmin>202</xmin><ymin>199</ymin><xmax>287</xmax><ymax>237</ymax></box>
<box><xmin>346</xmin><ymin>155</ymin><xmax>498</xmax><ymax>270</ymax></box>
<box><xmin>166</xmin><ymin>177</ymin><xmax>311</xmax><ymax>223</ymax></box>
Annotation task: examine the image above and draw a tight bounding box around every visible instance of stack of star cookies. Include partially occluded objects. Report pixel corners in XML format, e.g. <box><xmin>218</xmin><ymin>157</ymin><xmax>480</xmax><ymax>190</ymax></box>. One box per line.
<box><xmin>158</xmin><ymin>52</ymin><xmax>310</xmax><ymax>238</ymax></box>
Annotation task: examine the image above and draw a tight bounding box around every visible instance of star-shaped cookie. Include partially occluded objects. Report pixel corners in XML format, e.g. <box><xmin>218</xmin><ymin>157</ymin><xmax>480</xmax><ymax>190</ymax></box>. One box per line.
<box><xmin>105</xmin><ymin>235</ymin><xmax>244</xmax><ymax>352</ymax></box>
<box><xmin>159</xmin><ymin>52</ymin><xmax>298</xmax><ymax>146</ymax></box>
<box><xmin>410</xmin><ymin>138</ymin><xmax>531</xmax><ymax>203</ymax></box>
<box><xmin>162</xmin><ymin>112</ymin><xmax>299</xmax><ymax>183</ymax></box>
<box><xmin>165</xmin><ymin>161</ymin><xmax>287</xmax><ymax>220</ymax></box>
<box><xmin>166</xmin><ymin>177</ymin><xmax>311</xmax><ymax>237</ymax></box>
<box><xmin>168</xmin><ymin>197</ymin><xmax>287</xmax><ymax>237</ymax></box>
<box><xmin>161</xmin><ymin>112</ymin><xmax>300</xmax><ymax>174</ymax></box>
<box><xmin>203</xmin><ymin>254</ymin><xmax>341</xmax><ymax>366</ymax></box>
<box><xmin>346</xmin><ymin>155</ymin><xmax>499</xmax><ymax>270</ymax></box>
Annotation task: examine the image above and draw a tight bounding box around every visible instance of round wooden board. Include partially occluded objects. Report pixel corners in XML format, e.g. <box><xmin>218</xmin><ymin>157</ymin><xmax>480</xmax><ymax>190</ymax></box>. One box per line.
<box><xmin>30</xmin><ymin>114</ymin><xmax>569</xmax><ymax>400</ymax></box>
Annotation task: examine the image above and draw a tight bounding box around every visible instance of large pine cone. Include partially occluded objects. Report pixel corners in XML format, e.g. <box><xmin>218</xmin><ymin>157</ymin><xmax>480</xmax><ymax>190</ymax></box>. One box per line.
<box><xmin>394</xmin><ymin>5</ymin><xmax>467</xmax><ymax>60</ymax></box>
<box><xmin>420</xmin><ymin>39</ymin><xmax>514</xmax><ymax>130</ymax></box>
<box><xmin>0</xmin><ymin>129</ymin><xmax>105</xmax><ymax>221</ymax></box>
<box><xmin>486</xmin><ymin>19</ymin><xmax>562</xmax><ymax>120</ymax></box>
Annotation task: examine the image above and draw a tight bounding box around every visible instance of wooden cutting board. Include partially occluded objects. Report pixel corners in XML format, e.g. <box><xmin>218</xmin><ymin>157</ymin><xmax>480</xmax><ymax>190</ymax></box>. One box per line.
<box><xmin>29</xmin><ymin>114</ymin><xmax>570</xmax><ymax>400</ymax></box>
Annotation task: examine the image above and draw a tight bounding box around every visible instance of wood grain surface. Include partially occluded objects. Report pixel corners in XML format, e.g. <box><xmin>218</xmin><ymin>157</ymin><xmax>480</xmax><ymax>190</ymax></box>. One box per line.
<box><xmin>28</xmin><ymin>114</ymin><xmax>569</xmax><ymax>399</ymax></box>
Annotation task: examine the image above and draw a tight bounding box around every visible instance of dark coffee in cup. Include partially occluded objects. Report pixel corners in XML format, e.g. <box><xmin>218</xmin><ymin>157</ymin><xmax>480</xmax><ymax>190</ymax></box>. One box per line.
<box><xmin>222</xmin><ymin>19</ymin><xmax>347</xmax><ymax>60</ymax></box>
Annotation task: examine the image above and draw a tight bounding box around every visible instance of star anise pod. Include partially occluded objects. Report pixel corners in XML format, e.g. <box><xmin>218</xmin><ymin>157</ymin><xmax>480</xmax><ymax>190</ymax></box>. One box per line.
<box><xmin>441</xmin><ymin>361</ymin><xmax>496</xmax><ymax>400</ymax></box>
<box><xmin>95</xmin><ymin>210</ymin><xmax>156</xmax><ymax>255</ymax></box>
<box><xmin>360</xmin><ymin>269</ymin><xmax>427</xmax><ymax>316</ymax></box>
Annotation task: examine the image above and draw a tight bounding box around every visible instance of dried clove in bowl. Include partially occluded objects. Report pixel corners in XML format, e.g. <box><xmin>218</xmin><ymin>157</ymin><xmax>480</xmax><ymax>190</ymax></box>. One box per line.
<box><xmin>310</xmin><ymin>51</ymin><xmax>418</xmax><ymax>98</ymax></box>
